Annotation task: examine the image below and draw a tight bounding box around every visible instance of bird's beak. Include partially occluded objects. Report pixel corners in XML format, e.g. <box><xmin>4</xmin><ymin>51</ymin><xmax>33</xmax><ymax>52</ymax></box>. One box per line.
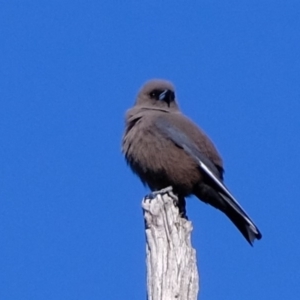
<box><xmin>159</xmin><ymin>90</ymin><xmax>168</xmax><ymax>101</ymax></box>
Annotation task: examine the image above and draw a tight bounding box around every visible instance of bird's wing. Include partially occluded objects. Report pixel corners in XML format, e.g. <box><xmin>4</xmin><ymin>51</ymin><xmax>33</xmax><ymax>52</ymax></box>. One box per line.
<box><xmin>156</xmin><ymin>117</ymin><xmax>222</xmax><ymax>178</ymax></box>
<box><xmin>155</xmin><ymin>116</ymin><xmax>223</xmax><ymax>178</ymax></box>
<box><xmin>155</xmin><ymin>116</ymin><xmax>261</xmax><ymax>243</ymax></box>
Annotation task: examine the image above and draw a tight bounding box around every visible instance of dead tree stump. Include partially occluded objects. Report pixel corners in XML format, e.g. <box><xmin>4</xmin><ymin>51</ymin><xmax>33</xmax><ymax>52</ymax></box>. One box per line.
<box><xmin>142</xmin><ymin>188</ymin><xmax>199</xmax><ymax>300</ymax></box>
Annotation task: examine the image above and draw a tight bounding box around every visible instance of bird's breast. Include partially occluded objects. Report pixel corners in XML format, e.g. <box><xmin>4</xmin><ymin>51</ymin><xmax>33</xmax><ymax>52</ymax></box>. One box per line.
<box><xmin>123</xmin><ymin>116</ymin><xmax>201</xmax><ymax>195</ymax></box>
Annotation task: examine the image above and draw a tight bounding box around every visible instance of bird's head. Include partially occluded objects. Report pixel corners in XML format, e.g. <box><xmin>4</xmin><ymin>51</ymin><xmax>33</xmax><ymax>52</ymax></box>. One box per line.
<box><xmin>136</xmin><ymin>79</ymin><xmax>179</xmax><ymax>111</ymax></box>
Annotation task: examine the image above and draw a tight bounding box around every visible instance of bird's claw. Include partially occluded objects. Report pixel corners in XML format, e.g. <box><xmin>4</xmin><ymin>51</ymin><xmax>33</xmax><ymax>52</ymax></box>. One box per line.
<box><xmin>145</xmin><ymin>186</ymin><xmax>174</xmax><ymax>200</ymax></box>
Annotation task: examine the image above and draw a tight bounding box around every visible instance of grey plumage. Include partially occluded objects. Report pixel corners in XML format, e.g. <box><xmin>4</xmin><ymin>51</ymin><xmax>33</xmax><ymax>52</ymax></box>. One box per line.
<box><xmin>122</xmin><ymin>79</ymin><xmax>262</xmax><ymax>245</ymax></box>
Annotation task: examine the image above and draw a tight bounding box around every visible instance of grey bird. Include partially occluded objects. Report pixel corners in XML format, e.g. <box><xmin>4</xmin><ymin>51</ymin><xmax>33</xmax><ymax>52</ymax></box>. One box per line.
<box><xmin>122</xmin><ymin>79</ymin><xmax>262</xmax><ymax>245</ymax></box>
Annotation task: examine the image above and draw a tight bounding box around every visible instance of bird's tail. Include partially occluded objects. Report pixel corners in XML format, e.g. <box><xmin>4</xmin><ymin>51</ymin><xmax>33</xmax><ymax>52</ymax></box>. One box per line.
<box><xmin>195</xmin><ymin>184</ymin><xmax>262</xmax><ymax>245</ymax></box>
<box><xmin>218</xmin><ymin>192</ymin><xmax>262</xmax><ymax>245</ymax></box>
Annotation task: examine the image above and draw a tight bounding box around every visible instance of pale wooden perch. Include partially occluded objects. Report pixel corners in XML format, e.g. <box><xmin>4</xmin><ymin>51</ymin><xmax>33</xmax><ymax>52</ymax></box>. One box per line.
<box><xmin>142</xmin><ymin>187</ymin><xmax>199</xmax><ymax>300</ymax></box>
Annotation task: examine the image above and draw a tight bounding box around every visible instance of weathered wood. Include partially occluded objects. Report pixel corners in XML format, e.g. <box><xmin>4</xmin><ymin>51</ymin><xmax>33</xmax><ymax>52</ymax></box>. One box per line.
<box><xmin>142</xmin><ymin>188</ymin><xmax>199</xmax><ymax>300</ymax></box>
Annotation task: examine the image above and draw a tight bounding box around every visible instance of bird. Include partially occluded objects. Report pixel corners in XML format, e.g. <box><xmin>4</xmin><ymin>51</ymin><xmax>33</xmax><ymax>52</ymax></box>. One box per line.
<box><xmin>122</xmin><ymin>79</ymin><xmax>262</xmax><ymax>245</ymax></box>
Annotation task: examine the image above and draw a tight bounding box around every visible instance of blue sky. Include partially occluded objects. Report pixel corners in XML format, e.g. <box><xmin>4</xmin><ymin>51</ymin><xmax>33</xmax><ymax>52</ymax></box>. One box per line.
<box><xmin>0</xmin><ymin>1</ymin><xmax>299</xmax><ymax>299</ymax></box>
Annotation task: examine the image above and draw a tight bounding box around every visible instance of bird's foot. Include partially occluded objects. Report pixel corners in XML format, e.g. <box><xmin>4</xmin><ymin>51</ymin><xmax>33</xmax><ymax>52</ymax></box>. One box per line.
<box><xmin>178</xmin><ymin>197</ymin><xmax>188</xmax><ymax>220</ymax></box>
<box><xmin>146</xmin><ymin>186</ymin><xmax>174</xmax><ymax>200</ymax></box>
<box><xmin>144</xmin><ymin>187</ymin><xmax>188</xmax><ymax>220</ymax></box>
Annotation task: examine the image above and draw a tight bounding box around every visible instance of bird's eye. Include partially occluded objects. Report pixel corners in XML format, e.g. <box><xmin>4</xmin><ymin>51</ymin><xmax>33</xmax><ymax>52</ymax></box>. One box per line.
<box><xmin>149</xmin><ymin>90</ymin><xmax>160</xmax><ymax>99</ymax></box>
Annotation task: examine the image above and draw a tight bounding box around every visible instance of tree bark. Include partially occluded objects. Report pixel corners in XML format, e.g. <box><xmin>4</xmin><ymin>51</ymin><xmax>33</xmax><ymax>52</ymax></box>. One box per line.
<box><xmin>142</xmin><ymin>188</ymin><xmax>199</xmax><ymax>300</ymax></box>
